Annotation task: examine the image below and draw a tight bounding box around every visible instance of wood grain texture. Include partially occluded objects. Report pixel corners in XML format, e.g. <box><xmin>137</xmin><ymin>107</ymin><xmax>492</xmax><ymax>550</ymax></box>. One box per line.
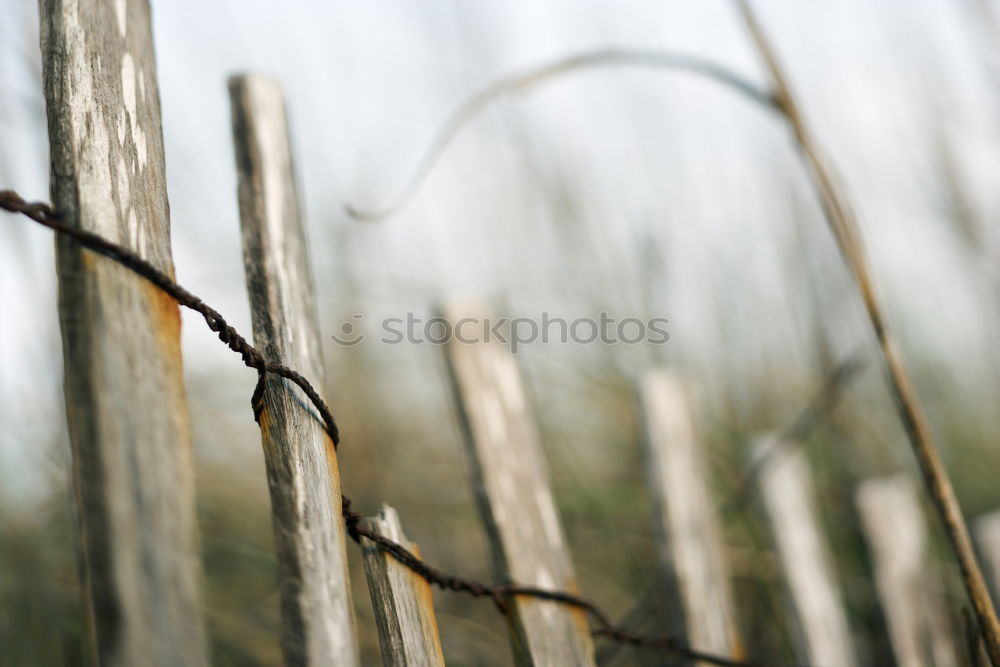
<box><xmin>639</xmin><ymin>372</ymin><xmax>740</xmax><ymax>661</ymax></box>
<box><xmin>360</xmin><ymin>505</ymin><xmax>446</xmax><ymax>667</ymax></box>
<box><xmin>39</xmin><ymin>1</ymin><xmax>207</xmax><ymax>664</ymax></box>
<box><xmin>230</xmin><ymin>74</ymin><xmax>359</xmax><ymax>667</ymax></box>
<box><xmin>441</xmin><ymin>300</ymin><xmax>595</xmax><ymax>667</ymax></box>
<box><xmin>755</xmin><ymin>441</ymin><xmax>857</xmax><ymax>667</ymax></box>
<box><xmin>857</xmin><ymin>476</ymin><xmax>958</xmax><ymax>667</ymax></box>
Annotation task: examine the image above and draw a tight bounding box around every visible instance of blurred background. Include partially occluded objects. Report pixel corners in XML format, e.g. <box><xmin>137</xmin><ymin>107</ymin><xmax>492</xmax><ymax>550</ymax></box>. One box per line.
<box><xmin>3</xmin><ymin>0</ymin><xmax>1000</xmax><ymax>664</ymax></box>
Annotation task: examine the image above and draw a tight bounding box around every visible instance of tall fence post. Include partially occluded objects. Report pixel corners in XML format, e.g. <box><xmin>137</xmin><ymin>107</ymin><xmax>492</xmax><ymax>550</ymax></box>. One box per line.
<box><xmin>976</xmin><ymin>511</ymin><xmax>1000</xmax><ymax>605</ymax></box>
<box><xmin>755</xmin><ymin>439</ymin><xmax>857</xmax><ymax>666</ymax></box>
<box><xmin>857</xmin><ymin>475</ymin><xmax>958</xmax><ymax>667</ymax></box>
<box><xmin>441</xmin><ymin>300</ymin><xmax>596</xmax><ymax>666</ymax></box>
<box><xmin>360</xmin><ymin>504</ymin><xmax>446</xmax><ymax>667</ymax></box>
<box><xmin>230</xmin><ymin>74</ymin><xmax>359</xmax><ymax>666</ymax></box>
<box><xmin>638</xmin><ymin>371</ymin><xmax>741</xmax><ymax>660</ymax></box>
<box><xmin>38</xmin><ymin>1</ymin><xmax>208</xmax><ymax>664</ymax></box>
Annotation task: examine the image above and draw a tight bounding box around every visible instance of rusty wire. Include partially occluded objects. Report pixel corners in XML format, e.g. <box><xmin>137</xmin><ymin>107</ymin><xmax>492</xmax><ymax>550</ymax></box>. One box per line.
<box><xmin>3</xmin><ymin>188</ymin><xmax>791</xmax><ymax>667</ymax></box>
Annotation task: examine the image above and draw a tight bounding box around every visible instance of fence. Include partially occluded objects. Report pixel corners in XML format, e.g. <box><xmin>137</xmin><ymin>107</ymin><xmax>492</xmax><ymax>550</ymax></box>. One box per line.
<box><xmin>4</xmin><ymin>1</ymin><xmax>1000</xmax><ymax>666</ymax></box>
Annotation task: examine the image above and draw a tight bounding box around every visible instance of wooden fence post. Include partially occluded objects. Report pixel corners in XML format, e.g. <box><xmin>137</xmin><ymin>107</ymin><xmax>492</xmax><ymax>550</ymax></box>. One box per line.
<box><xmin>360</xmin><ymin>505</ymin><xmax>446</xmax><ymax>667</ymax></box>
<box><xmin>857</xmin><ymin>475</ymin><xmax>958</xmax><ymax>667</ymax></box>
<box><xmin>976</xmin><ymin>511</ymin><xmax>1000</xmax><ymax>604</ymax></box>
<box><xmin>230</xmin><ymin>74</ymin><xmax>359</xmax><ymax>666</ymax></box>
<box><xmin>755</xmin><ymin>439</ymin><xmax>857</xmax><ymax>666</ymax></box>
<box><xmin>441</xmin><ymin>300</ymin><xmax>596</xmax><ymax>666</ymax></box>
<box><xmin>39</xmin><ymin>1</ymin><xmax>208</xmax><ymax>664</ymax></box>
<box><xmin>638</xmin><ymin>371</ymin><xmax>740</xmax><ymax>660</ymax></box>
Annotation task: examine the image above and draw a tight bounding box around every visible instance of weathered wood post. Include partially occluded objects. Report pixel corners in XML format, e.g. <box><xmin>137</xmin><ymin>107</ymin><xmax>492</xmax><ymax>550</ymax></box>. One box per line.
<box><xmin>441</xmin><ymin>300</ymin><xmax>596</xmax><ymax>666</ymax></box>
<box><xmin>638</xmin><ymin>371</ymin><xmax>740</xmax><ymax>661</ymax></box>
<box><xmin>360</xmin><ymin>505</ymin><xmax>446</xmax><ymax>667</ymax></box>
<box><xmin>976</xmin><ymin>511</ymin><xmax>1000</xmax><ymax>603</ymax></box>
<box><xmin>39</xmin><ymin>1</ymin><xmax>208</xmax><ymax>664</ymax></box>
<box><xmin>857</xmin><ymin>475</ymin><xmax>958</xmax><ymax>667</ymax></box>
<box><xmin>755</xmin><ymin>439</ymin><xmax>857</xmax><ymax>667</ymax></box>
<box><xmin>230</xmin><ymin>74</ymin><xmax>359</xmax><ymax>666</ymax></box>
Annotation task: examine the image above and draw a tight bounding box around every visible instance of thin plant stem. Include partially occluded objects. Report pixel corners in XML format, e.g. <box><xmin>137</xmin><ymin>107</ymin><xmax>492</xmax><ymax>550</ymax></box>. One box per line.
<box><xmin>733</xmin><ymin>2</ymin><xmax>1000</xmax><ymax>663</ymax></box>
<box><xmin>344</xmin><ymin>48</ymin><xmax>775</xmax><ymax>222</ymax></box>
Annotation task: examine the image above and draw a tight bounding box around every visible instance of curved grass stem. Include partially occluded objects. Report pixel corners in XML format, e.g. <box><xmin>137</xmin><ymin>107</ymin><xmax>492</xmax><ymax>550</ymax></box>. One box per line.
<box><xmin>344</xmin><ymin>48</ymin><xmax>775</xmax><ymax>222</ymax></box>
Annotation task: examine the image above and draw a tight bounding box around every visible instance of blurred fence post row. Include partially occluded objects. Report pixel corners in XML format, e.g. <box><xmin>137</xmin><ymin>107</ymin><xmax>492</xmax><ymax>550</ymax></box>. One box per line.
<box><xmin>32</xmin><ymin>1</ymin><xmax>1000</xmax><ymax>666</ymax></box>
<box><xmin>757</xmin><ymin>441</ymin><xmax>858</xmax><ymax>667</ymax></box>
<box><xmin>441</xmin><ymin>299</ymin><xmax>597</xmax><ymax>665</ymax></box>
<box><xmin>638</xmin><ymin>372</ymin><xmax>741</xmax><ymax>661</ymax></box>
<box><xmin>857</xmin><ymin>476</ymin><xmax>958</xmax><ymax>667</ymax></box>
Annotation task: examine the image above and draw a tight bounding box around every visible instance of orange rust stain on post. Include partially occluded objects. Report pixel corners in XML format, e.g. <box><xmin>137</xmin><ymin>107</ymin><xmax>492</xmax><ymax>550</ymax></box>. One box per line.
<box><xmin>257</xmin><ymin>408</ymin><xmax>271</xmax><ymax>433</ymax></box>
<box><xmin>412</xmin><ymin>572</ymin><xmax>438</xmax><ymax>619</ymax></box>
<box><xmin>144</xmin><ymin>281</ymin><xmax>182</xmax><ymax>350</ymax></box>
<box><xmin>322</xmin><ymin>434</ymin><xmax>342</xmax><ymax>491</ymax></box>
<box><xmin>403</xmin><ymin>543</ymin><xmax>432</xmax><ymax>600</ymax></box>
<box><xmin>141</xmin><ymin>281</ymin><xmax>188</xmax><ymax>398</ymax></box>
<box><xmin>558</xmin><ymin>579</ymin><xmax>593</xmax><ymax>638</ymax></box>
<box><xmin>256</xmin><ymin>405</ymin><xmax>273</xmax><ymax>437</ymax></box>
<box><xmin>412</xmin><ymin>573</ymin><xmax>433</xmax><ymax>601</ymax></box>
<box><xmin>565</xmin><ymin>579</ymin><xmax>590</xmax><ymax>635</ymax></box>
<box><xmin>417</xmin><ymin>577</ymin><xmax>445</xmax><ymax>657</ymax></box>
<box><xmin>400</xmin><ymin>541</ymin><xmax>446</xmax><ymax>659</ymax></box>
<box><xmin>322</xmin><ymin>434</ymin><xmax>338</xmax><ymax>461</ymax></box>
<box><xmin>403</xmin><ymin>542</ymin><xmax>433</xmax><ymax>596</ymax></box>
<box><xmin>570</xmin><ymin>605</ymin><xmax>592</xmax><ymax>642</ymax></box>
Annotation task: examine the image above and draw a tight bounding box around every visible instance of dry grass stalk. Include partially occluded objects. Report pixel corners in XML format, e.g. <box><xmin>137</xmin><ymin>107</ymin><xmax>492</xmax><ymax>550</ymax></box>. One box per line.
<box><xmin>733</xmin><ymin>1</ymin><xmax>1000</xmax><ymax>662</ymax></box>
<box><xmin>345</xmin><ymin>49</ymin><xmax>774</xmax><ymax>222</ymax></box>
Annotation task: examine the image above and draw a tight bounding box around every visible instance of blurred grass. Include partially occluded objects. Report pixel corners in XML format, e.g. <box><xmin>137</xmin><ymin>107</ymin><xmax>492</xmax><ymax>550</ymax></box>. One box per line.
<box><xmin>0</xmin><ymin>496</ymin><xmax>85</xmax><ymax>666</ymax></box>
<box><xmin>4</xmin><ymin>336</ymin><xmax>1000</xmax><ymax>666</ymax></box>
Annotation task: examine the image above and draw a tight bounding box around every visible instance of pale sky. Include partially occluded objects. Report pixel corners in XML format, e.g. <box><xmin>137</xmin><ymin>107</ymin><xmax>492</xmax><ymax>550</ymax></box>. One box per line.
<box><xmin>2</xmin><ymin>0</ymin><xmax>999</xmax><ymax>503</ymax></box>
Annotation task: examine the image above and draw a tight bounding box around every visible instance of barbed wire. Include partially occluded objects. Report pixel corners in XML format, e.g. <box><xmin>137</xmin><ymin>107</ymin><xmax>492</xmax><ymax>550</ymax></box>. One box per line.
<box><xmin>3</xmin><ymin>188</ymin><xmax>797</xmax><ymax>667</ymax></box>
